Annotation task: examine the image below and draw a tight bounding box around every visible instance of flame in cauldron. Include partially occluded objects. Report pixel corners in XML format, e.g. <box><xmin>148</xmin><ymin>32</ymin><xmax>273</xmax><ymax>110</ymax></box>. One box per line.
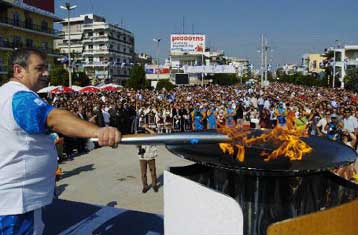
<box><xmin>219</xmin><ymin>112</ymin><xmax>312</xmax><ymax>162</ymax></box>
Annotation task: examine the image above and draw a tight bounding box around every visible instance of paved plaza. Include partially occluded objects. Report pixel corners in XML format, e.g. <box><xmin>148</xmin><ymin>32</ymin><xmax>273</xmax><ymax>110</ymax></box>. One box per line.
<box><xmin>56</xmin><ymin>145</ymin><xmax>191</xmax><ymax>214</ymax></box>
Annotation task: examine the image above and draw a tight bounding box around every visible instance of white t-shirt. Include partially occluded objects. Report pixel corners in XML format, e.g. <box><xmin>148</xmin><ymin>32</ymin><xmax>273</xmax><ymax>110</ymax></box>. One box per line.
<box><xmin>343</xmin><ymin>116</ymin><xmax>358</xmax><ymax>133</ymax></box>
<box><xmin>316</xmin><ymin>118</ymin><xmax>328</xmax><ymax>134</ymax></box>
<box><xmin>0</xmin><ymin>81</ymin><xmax>57</xmax><ymax>215</ymax></box>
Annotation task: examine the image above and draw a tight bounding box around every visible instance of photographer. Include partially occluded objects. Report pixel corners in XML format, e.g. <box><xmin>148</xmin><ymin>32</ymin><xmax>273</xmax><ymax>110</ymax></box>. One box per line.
<box><xmin>137</xmin><ymin>124</ymin><xmax>158</xmax><ymax>193</ymax></box>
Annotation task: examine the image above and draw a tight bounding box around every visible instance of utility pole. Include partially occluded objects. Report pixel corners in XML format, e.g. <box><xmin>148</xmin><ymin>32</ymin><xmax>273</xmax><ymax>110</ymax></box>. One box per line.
<box><xmin>260</xmin><ymin>34</ymin><xmax>264</xmax><ymax>86</ymax></box>
<box><xmin>60</xmin><ymin>2</ymin><xmax>77</xmax><ymax>87</ymax></box>
<box><xmin>264</xmin><ymin>37</ymin><xmax>269</xmax><ymax>85</ymax></box>
<box><xmin>332</xmin><ymin>40</ymin><xmax>338</xmax><ymax>89</ymax></box>
<box><xmin>182</xmin><ymin>16</ymin><xmax>185</xmax><ymax>34</ymax></box>
<box><xmin>153</xmin><ymin>38</ymin><xmax>161</xmax><ymax>86</ymax></box>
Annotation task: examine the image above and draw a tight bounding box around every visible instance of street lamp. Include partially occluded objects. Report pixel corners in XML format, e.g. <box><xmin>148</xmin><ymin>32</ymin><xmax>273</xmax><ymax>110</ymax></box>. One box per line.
<box><xmin>153</xmin><ymin>38</ymin><xmax>161</xmax><ymax>86</ymax></box>
<box><xmin>60</xmin><ymin>2</ymin><xmax>77</xmax><ymax>87</ymax></box>
<box><xmin>332</xmin><ymin>40</ymin><xmax>339</xmax><ymax>89</ymax></box>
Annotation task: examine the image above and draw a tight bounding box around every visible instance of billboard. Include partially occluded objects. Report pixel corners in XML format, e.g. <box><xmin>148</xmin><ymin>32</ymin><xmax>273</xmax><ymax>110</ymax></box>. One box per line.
<box><xmin>23</xmin><ymin>0</ymin><xmax>54</xmax><ymax>13</ymax></box>
<box><xmin>175</xmin><ymin>74</ymin><xmax>189</xmax><ymax>85</ymax></box>
<box><xmin>183</xmin><ymin>65</ymin><xmax>236</xmax><ymax>74</ymax></box>
<box><xmin>145</xmin><ymin>67</ymin><xmax>170</xmax><ymax>74</ymax></box>
<box><xmin>170</xmin><ymin>34</ymin><xmax>205</xmax><ymax>54</ymax></box>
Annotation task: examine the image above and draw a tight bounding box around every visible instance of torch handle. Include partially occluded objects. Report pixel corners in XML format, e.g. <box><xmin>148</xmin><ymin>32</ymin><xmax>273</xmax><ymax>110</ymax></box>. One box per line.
<box><xmin>90</xmin><ymin>131</ymin><xmax>232</xmax><ymax>145</ymax></box>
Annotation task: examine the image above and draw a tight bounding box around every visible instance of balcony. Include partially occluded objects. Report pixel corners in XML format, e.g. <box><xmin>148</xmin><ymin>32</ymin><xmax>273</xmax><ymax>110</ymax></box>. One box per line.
<box><xmin>82</xmin><ymin>62</ymin><xmax>110</xmax><ymax>67</ymax></box>
<box><xmin>0</xmin><ymin>16</ymin><xmax>60</xmax><ymax>37</ymax></box>
<box><xmin>83</xmin><ymin>49</ymin><xmax>110</xmax><ymax>55</ymax></box>
<box><xmin>0</xmin><ymin>40</ymin><xmax>61</xmax><ymax>56</ymax></box>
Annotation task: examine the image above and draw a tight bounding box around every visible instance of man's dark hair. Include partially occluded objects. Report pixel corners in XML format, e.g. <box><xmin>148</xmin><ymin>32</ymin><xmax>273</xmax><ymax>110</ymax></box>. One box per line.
<box><xmin>8</xmin><ymin>48</ymin><xmax>47</xmax><ymax>77</ymax></box>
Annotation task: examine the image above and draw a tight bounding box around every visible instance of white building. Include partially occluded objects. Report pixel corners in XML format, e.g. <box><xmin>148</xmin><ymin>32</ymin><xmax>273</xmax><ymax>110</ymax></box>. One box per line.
<box><xmin>55</xmin><ymin>14</ymin><xmax>135</xmax><ymax>84</ymax></box>
<box><xmin>224</xmin><ymin>56</ymin><xmax>250</xmax><ymax>77</ymax></box>
<box><xmin>325</xmin><ymin>45</ymin><xmax>358</xmax><ymax>88</ymax></box>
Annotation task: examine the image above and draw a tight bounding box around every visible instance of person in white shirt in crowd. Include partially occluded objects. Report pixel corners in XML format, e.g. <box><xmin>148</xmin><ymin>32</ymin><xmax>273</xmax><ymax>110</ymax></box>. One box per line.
<box><xmin>316</xmin><ymin>110</ymin><xmax>331</xmax><ymax>136</ymax></box>
<box><xmin>342</xmin><ymin>108</ymin><xmax>358</xmax><ymax>136</ymax></box>
<box><xmin>0</xmin><ymin>48</ymin><xmax>120</xmax><ymax>235</ymax></box>
<box><xmin>263</xmin><ymin>97</ymin><xmax>271</xmax><ymax>110</ymax></box>
<box><xmin>137</xmin><ymin>124</ymin><xmax>158</xmax><ymax>193</ymax></box>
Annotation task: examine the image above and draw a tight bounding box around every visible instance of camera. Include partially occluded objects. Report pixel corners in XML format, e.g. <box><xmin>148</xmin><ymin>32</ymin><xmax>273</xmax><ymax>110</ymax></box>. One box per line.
<box><xmin>138</xmin><ymin>146</ymin><xmax>146</xmax><ymax>155</ymax></box>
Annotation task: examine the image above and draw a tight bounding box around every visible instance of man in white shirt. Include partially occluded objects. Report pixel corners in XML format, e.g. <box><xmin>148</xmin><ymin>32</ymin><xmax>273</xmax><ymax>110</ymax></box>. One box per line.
<box><xmin>0</xmin><ymin>49</ymin><xmax>121</xmax><ymax>235</ymax></box>
<box><xmin>343</xmin><ymin>109</ymin><xmax>358</xmax><ymax>135</ymax></box>
<box><xmin>316</xmin><ymin>111</ymin><xmax>330</xmax><ymax>136</ymax></box>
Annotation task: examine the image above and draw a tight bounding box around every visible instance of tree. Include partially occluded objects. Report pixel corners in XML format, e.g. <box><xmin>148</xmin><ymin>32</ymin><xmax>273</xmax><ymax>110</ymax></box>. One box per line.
<box><xmin>49</xmin><ymin>66</ymin><xmax>68</xmax><ymax>86</ymax></box>
<box><xmin>344</xmin><ymin>67</ymin><xmax>358</xmax><ymax>92</ymax></box>
<box><xmin>207</xmin><ymin>73</ymin><xmax>238</xmax><ymax>86</ymax></box>
<box><xmin>73</xmin><ymin>72</ymin><xmax>91</xmax><ymax>87</ymax></box>
<box><xmin>126</xmin><ymin>65</ymin><xmax>149</xmax><ymax>89</ymax></box>
<box><xmin>156</xmin><ymin>79</ymin><xmax>175</xmax><ymax>91</ymax></box>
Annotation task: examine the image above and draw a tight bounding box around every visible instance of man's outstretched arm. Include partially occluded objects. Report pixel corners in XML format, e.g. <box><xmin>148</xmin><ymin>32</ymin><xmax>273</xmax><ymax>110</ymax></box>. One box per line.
<box><xmin>47</xmin><ymin>109</ymin><xmax>121</xmax><ymax>147</ymax></box>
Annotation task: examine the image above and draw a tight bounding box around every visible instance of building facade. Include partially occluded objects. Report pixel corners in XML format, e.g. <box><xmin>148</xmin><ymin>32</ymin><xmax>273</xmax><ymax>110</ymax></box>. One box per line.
<box><xmin>301</xmin><ymin>53</ymin><xmax>325</xmax><ymax>75</ymax></box>
<box><xmin>0</xmin><ymin>0</ymin><xmax>61</xmax><ymax>82</ymax></box>
<box><xmin>323</xmin><ymin>45</ymin><xmax>358</xmax><ymax>88</ymax></box>
<box><xmin>224</xmin><ymin>56</ymin><xmax>250</xmax><ymax>77</ymax></box>
<box><xmin>55</xmin><ymin>14</ymin><xmax>135</xmax><ymax>84</ymax></box>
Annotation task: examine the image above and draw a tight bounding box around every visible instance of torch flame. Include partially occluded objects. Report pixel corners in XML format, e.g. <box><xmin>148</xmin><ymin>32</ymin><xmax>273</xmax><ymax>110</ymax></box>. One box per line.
<box><xmin>219</xmin><ymin>112</ymin><xmax>312</xmax><ymax>162</ymax></box>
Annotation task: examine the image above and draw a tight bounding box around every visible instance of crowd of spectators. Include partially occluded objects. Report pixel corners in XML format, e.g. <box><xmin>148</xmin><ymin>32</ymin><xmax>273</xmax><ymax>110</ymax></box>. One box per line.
<box><xmin>46</xmin><ymin>82</ymin><xmax>358</xmax><ymax>161</ymax></box>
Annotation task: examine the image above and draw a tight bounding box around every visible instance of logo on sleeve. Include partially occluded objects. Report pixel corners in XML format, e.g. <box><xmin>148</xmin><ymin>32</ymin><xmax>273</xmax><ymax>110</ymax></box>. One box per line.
<box><xmin>34</xmin><ymin>98</ymin><xmax>46</xmax><ymax>106</ymax></box>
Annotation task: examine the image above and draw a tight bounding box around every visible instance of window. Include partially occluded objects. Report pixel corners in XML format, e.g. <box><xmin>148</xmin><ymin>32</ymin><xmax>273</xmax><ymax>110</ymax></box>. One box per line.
<box><xmin>41</xmin><ymin>42</ymin><xmax>48</xmax><ymax>49</ymax></box>
<box><xmin>313</xmin><ymin>61</ymin><xmax>318</xmax><ymax>69</ymax></box>
<box><xmin>99</xmin><ymin>31</ymin><xmax>104</xmax><ymax>36</ymax></box>
<box><xmin>88</xmin><ymin>32</ymin><xmax>93</xmax><ymax>37</ymax></box>
<box><xmin>13</xmin><ymin>36</ymin><xmax>22</xmax><ymax>47</ymax></box>
<box><xmin>25</xmin><ymin>39</ymin><xmax>33</xmax><ymax>47</ymax></box>
<box><xmin>88</xmin><ymin>57</ymin><xmax>93</xmax><ymax>63</ymax></box>
<box><xmin>41</xmin><ymin>20</ymin><xmax>48</xmax><ymax>32</ymax></box>
<box><xmin>88</xmin><ymin>45</ymin><xmax>93</xmax><ymax>49</ymax></box>
<box><xmin>25</xmin><ymin>16</ymin><xmax>33</xmax><ymax>29</ymax></box>
<box><xmin>13</xmin><ymin>12</ymin><xmax>20</xmax><ymax>26</ymax></box>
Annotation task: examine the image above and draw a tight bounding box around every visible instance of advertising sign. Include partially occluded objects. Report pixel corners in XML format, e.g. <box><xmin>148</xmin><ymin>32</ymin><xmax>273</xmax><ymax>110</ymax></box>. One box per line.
<box><xmin>183</xmin><ymin>65</ymin><xmax>236</xmax><ymax>74</ymax></box>
<box><xmin>170</xmin><ymin>34</ymin><xmax>205</xmax><ymax>54</ymax></box>
<box><xmin>23</xmin><ymin>0</ymin><xmax>54</xmax><ymax>13</ymax></box>
<box><xmin>145</xmin><ymin>67</ymin><xmax>170</xmax><ymax>74</ymax></box>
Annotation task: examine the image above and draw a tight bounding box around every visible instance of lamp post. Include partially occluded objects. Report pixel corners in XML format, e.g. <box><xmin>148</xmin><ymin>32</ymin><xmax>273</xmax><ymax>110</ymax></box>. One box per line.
<box><xmin>60</xmin><ymin>2</ymin><xmax>77</xmax><ymax>87</ymax></box>
<box><xmin>332</xmin><ymin>40</ymin><xmax>338</xmax><ymax>89</ymax></box>
<box><xmin>153</xmin><ymin>38</ymin><xmax>161</xmax><ymax>86</ymax></box>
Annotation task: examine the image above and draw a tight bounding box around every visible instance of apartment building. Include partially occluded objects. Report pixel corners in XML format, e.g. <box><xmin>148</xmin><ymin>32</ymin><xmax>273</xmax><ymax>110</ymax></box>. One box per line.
<box><xmin>55</xmin><ymin>14</ymin><xmax>135</xmax><ymax>84</ymax></box>
<box><xmin>323</xmin><ymin>45</ymin><xmax>358</xmax><ymax>88</ymax></box>
<box><xmin>224</xmin><ymin>56</ymin><xmax>250</xmax><ymax>77</ymax></box>
<box><xmin>0</xmin><ymin>0</ymin><xmax>61</xmax><ymax>82</ymax></box>
<box><xmin>301</xmin><ymin>53</ymin><xmax>325</xmax><ymax>75</ymax></box>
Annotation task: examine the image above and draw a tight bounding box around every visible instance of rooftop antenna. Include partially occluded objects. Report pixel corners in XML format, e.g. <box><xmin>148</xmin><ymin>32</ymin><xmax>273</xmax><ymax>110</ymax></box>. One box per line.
<box><xmin>89</xmin><ymin>0</ymin><xmax>94</xmax><ymax>13</ymax></box>
<box><xmin>182</xmin><ymin>16</ymin><xmax>185</xmax><ymax>34</ymax></box>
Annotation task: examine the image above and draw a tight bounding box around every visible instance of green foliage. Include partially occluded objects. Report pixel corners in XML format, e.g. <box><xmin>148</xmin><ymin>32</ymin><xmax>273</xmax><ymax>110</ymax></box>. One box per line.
<box><xmin>126</xmin><ymin>65</ymin><xmax>149</xmax><ymax>89</ymax></box>
<box><xmin>276</xmin><ymin>72</ymin><xmax>327</xmax><ymax>87</ymax></box>
<box><xmin>73</xmin><ymin>72</ymin><xmax>91</xmax><ymax>86</ymax></box>
<box><xmin>49</xmin><ymin>66</ymin><xmax>68</xmax><ymax>86</ymax></box>
<box><xmin>207</xmin><ymin>73</ymin><xmax>238</xmax><ymax>86</ymax></box>
<box><xmin>344</xmin><ymin>67</ymin><xmax>358</xmax><ymax>92</ymax></box>
<box><xmin>156</xmin><ymin>79</ymin><xmax>175</xmax><ymax>91</ymax></box>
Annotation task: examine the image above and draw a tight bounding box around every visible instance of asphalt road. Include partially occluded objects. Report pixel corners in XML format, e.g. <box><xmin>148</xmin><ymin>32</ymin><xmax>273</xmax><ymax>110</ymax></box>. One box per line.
<box><xmin>56</xmin><ymin>145</ymin><xmax>192</xmax><ymax>215</ymax></box>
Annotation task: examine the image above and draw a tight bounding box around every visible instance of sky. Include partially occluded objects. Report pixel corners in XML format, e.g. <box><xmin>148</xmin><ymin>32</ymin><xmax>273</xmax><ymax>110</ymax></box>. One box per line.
<box><xmin>54</xmin><ymin>0</ymin><xmax>358</xmax><ymax>68</ymax></box>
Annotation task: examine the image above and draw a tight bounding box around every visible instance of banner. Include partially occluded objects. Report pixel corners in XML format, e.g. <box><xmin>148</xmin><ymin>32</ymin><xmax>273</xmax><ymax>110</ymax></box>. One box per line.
<box><xmin>183</xmin><ymin>65</ymin><xmax>236</xmax><ymax>74</ymax></box>
<box><xmin>145</xmin><ymin>67</ymin><xmax>170</xmax><ymax>74</ymax></box>
<box><xmin>170</xmin><ymin>34</ymin><xmax>205</xmax><ymax>54</ymax></box>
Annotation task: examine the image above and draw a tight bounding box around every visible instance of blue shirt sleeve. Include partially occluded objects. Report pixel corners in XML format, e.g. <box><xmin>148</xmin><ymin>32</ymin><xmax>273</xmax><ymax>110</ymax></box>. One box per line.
<box><xmin>12</xmin><ymin>91</ymin><xmax>54</xmax><ymax>134</ymax></box>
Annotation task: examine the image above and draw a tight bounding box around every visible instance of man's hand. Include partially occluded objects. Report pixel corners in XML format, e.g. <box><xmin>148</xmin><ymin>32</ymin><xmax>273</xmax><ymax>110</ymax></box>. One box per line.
<box><xmin>95</xmin><ymin>127</ymin><xmax>121</xmax><ymax>148</ymax></box>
